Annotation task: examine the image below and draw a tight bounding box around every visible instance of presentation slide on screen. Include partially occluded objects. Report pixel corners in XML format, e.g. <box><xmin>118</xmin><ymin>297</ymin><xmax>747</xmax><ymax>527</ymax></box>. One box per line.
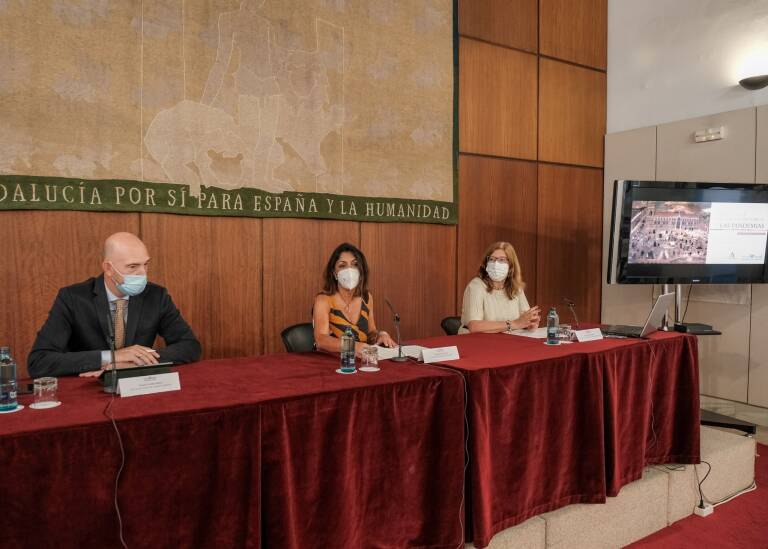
<box><xmin>628</xmin><ymin>201</ymin><xmax>768</xmax><ymax>265</ymax></box>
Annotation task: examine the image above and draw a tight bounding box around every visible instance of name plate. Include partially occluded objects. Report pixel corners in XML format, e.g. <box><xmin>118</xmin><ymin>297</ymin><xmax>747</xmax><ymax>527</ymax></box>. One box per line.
<box><xmin>421</xmin><ymin>345</ymin><xmax>460</xmax><ymax>363</ymax></box>
<box><xmin>574</xmin><ymin>328</ymin><xmax>604</xmax><ymax>343</ymax></box>
<box><xmin>118</xmin><ymin>372</ymin><xmax>181</xmax><ymax>397</ymax></box>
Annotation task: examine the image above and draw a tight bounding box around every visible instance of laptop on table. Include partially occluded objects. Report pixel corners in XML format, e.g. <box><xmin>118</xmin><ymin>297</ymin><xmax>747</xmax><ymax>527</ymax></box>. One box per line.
<box><xmin>601</xmin><ymin>292</ymin><xmax>675</xmax><ymax>338</ymax></box>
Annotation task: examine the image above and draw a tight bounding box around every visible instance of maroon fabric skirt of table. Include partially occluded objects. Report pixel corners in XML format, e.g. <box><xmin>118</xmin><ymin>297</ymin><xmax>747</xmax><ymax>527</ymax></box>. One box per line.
<box><xmin>414</xmin><ymin>331</ymin><xmax>700</xmax><ymax>548</ymax></box>
<box><xmin>0</xmin><ymin>354</ymin><xmax>466</xmax><ymax>549</ymax></box>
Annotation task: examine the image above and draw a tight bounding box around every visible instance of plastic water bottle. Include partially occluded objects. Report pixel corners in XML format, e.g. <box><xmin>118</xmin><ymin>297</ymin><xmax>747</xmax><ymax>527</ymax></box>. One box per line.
<box><xmin>0</xmin><ymin>346</ymin><xmax>18</xmax><ymax>411</ymax></box>
<box><xmin>340</xmin><ymin>327</ymin><xmax>356</xmax><ymax>373</ymax></box>
<box><xmin>546</xmin><ymin>308</ymin><xmax>559</xmax><ymax>345</ymax></box>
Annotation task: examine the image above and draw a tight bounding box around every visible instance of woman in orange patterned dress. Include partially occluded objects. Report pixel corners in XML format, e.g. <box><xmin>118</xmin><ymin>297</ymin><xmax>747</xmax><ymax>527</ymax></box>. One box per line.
<box><xmin>313</xmin><ymin>243</ymin><xmax>396</xmax><ymax>356</ymax></box>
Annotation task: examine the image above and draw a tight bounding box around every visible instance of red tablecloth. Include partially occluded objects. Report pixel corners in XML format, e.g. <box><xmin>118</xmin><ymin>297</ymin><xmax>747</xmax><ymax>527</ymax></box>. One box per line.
<box><xmin>0</xmin><ymin>353</ymin><xmax>466</xmax><ymax>549</ymax></box>
<box><xmin>412</xmin><ymin>331</ymin><xmax>700</xmax><ymax>548</ymax></box>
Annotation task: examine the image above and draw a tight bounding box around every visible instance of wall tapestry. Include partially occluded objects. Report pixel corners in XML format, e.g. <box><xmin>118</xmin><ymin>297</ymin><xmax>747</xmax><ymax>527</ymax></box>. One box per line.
<box><xmin>0</xmin><ymin>0</ymin><xmax>456</xmax><ymax>223</ymax></box>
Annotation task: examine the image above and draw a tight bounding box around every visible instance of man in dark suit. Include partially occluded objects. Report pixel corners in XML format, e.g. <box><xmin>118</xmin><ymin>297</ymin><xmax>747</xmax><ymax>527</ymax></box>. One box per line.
<box><xmin>28</xmin><ymin>232</ymin><xmax>201</xmax><ymax>377</ymax></box>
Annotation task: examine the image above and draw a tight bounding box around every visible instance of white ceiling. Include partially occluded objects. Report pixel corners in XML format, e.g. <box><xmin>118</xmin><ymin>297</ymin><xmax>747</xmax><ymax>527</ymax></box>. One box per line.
<box><xmin>608</xmin><ymin>0</ymin><xmax>768</xmax><ymax>133</ymax></box>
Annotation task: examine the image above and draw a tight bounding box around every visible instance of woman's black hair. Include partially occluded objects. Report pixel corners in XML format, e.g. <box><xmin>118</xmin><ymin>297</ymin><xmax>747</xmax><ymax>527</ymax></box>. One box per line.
<box><xmin>321</xmin><ymin>242</ymin><xmax>370</xmax><ymax>299</ymax></box>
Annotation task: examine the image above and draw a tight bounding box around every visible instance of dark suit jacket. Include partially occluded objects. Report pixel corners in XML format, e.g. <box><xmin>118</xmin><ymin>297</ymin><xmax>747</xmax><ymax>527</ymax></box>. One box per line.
<box><xmin>28</xmin><ymin>275</ymin><xmax>202</xmax><ymax>377</ymax></box>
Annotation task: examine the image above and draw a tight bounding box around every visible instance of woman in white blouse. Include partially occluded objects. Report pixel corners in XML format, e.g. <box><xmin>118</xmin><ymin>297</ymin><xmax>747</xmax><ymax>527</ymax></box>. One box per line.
<box><xmin>459</xmin><ymin>241</ymin><xmax>540</xmax><ymax>334</ymax></box>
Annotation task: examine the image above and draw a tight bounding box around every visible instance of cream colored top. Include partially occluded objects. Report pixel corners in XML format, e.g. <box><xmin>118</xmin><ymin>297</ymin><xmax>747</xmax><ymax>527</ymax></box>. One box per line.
<box><xmin>459</xmin><ymin>277</ymin><xmax>530</xmax><ymax>334</ymax></box>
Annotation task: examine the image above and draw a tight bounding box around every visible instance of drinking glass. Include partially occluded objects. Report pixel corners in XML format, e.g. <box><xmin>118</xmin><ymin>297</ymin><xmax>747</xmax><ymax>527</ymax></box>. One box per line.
<box><xmin>360</xmin><ymin>346</ymin><xmax>380</xmax><ymax>372</ymax></box>
<box><xmin>30</xmin><ymin>377</ymin><xmax>60</xmax><ymax>410</ymax></box>
<box><xmin>557</xmin><ymin>324</ymin><xmax>573</xmax><ymax>341</ymax></box>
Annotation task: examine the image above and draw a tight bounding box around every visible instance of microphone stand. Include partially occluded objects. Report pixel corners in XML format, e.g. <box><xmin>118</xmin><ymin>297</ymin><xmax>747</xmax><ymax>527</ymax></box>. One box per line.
<box><xmin>563</xmin><ymin>298</ymin><xmax>580</xmax><ymax>329</ymax></box>
<box><xmin>384</xmin><ymin>299</ymin><xmax>407</xmax><ymax>362</ymax></box>
<box><xmin>105</xmin><ymin>313</ymin><xmax>118</xmax><ymax>394</ymax></box>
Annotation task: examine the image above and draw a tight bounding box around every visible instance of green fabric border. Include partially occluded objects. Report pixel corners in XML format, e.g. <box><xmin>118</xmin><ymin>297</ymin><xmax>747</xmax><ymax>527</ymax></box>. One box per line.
<box><xmin>0</xmin><ymin>175</ymin><xmax>457</xmax><ymax>224</ymax></box>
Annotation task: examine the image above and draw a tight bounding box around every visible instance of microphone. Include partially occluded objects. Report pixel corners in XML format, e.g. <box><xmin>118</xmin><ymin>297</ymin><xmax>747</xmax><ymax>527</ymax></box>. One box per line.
<box><xmin>384</xmin><ymin>298</ymin><xmax>407</xmax><ymax>362</ymax></box>
<box><xmin>105</xmin><ymin>312</ymin><xmax>118</xmax><ymax>394</ymax></box>
<box><xmin>563</xmin><ymin>298</ymin><xmax>580</xmax><ymax>329</ymax></box>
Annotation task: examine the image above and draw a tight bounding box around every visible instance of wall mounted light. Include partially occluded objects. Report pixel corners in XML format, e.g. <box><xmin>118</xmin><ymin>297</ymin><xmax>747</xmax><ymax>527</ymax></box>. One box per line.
<box><xmin>738</xmin><ymin>75</ymin><xmax>768</xmax><ymax>90</ymax></box>
<box><xmin>694</xmin><ymin>126</ymin><xmax>725</xmax><ymax>143</ymax></box>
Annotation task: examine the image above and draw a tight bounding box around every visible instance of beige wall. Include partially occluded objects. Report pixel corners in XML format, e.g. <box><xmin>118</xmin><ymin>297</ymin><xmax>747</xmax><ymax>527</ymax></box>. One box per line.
<box><xmin>750</xmin><ymin>105</ymin><xmax>768</xmax><ymax>407</ymax></box>
<box><xmin>603</xmin><ymin>106</ymin><xmax>768</xmax><ymax>408</ymax></box>
<box><xmin>602</xmin><ymin>126</ymin><xmax>656</xmax><ymax>326</ymax></box>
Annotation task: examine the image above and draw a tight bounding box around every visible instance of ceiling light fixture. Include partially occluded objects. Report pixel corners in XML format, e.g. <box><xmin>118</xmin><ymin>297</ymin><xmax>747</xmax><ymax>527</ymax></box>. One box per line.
<box><xmin>738</xmin><ymin>75</ymin><xmax>768</xmax><ymax>90</ymax></box>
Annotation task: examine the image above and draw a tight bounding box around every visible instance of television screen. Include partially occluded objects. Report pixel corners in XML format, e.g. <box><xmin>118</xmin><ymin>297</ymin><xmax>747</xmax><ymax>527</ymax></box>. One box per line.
<box><xmin>608</xmin><ymin>181</ymin><xmax>768</xmax><ymax>284</ymax></box>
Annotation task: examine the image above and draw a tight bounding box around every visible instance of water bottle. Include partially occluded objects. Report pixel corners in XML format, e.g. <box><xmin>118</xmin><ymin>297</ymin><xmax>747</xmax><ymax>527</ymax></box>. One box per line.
<box><xmin>546</xmin><ymin>308</ymin><xmax>559</xmax><ymax>345</ymax></box>
<box><xmin>340</xmin><ymin>327</ymin><xmax>356</xmax><ymax>373</ymax></box>
<box><xmin>0</xmin><ymin>346</ymin><xmax>18</xmax><ymax>411</ymax></box>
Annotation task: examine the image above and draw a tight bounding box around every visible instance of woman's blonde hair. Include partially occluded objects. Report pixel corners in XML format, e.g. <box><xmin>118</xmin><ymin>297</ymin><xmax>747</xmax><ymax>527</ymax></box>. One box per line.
<box><xmin>477</xmin><ymin>241</ymin><xmax>525</xmax><ymax>299</ymax></box>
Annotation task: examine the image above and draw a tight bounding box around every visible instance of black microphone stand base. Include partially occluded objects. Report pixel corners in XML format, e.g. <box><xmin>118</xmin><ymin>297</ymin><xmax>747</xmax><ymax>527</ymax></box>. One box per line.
<box><xmin>101</xmin><ymin>363</ymin><xmax>173</xmax><ymax>393</ymax></box>
<box><xmin>390</xmin><ymin>352</ymin><xmax>408</xmax><ymax>363</ymax></box>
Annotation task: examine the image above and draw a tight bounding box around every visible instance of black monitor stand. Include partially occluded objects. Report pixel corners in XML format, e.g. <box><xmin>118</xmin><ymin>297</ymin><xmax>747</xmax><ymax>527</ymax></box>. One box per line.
<box><xmin>660</xmin><ymin>284</ymin><xmax>754</xmax><ymax>434</ymax></box>
<box><xmin>700</xmin><ymin>408</ymin><xmax>756</xmax><ymax>436</ymax></box>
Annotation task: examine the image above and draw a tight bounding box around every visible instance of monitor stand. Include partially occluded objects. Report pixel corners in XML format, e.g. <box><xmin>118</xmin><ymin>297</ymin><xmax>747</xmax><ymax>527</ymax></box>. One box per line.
<box><xmin>660</xmin><ymin>284</ymin><xmax>752</xmax><ymax>433</ymax></box>
<box><xmin>700</xmin><ymin>408</ymin><xmax>756</xmax><ymax>436</ymax></box>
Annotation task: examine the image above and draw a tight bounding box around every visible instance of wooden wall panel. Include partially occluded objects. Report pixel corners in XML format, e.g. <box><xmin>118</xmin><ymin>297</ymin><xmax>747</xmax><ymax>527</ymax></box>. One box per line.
<box><xmin>540</xmin><ymin>0</ymin><xmax>607</xmax><ymax>70</ymax></box>
<box><xmin>262</xmin><ymin>219</ymin><xmax>359</xmax><ymax>354</ymax></box>
<box><xmin>1</xmin><ymin>211</ymin><xmax>139</xmax><ymax>379</ymax></box>
<box><xmin>3</xmin><ymin>0</ymin><xmax>611</xmax><ymax>378</ymax></box>
<box><xmin>459</xmin><ymin>0</ymin><xmax>538</xmax><ymax>53</ymax></box>
<box><xmin>539</xmin><ymin>58</ymin><xmax>606</xmax><ymax>168</ymax></box>
<box><xmin>536</xmin><ymin>164</ymin><xmax>603</xmax><ymax>323</ymax></box>
<box><xmin>457</xmin><ymin>154</ymin><xmax>538</xmax><ymax>310</ymax></box>
<box><xmin>361</xmin><ymin>223</ymin><xmax>457</xmax><ymax>341</ymax></box>
<box><xmin>459</xmin><ymin>37</ymin><xmax>538</xmax><ymax>160</ymax></box>
<box><xmin>141</xmin><ymin>214</ymin><xmax>263</xmax><ymax>359</ymax></box>
<box><xmin>208</xmin><ymin>217</ymin><xmax>263</xmax><ymax>358</ymax></box>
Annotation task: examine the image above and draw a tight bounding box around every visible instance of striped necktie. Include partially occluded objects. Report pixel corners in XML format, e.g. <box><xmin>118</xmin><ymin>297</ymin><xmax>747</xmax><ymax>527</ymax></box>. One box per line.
<box><xmin>114</xmin><ymin>299</ymin><xmax>127</xmax><ymax>349</ymax></box>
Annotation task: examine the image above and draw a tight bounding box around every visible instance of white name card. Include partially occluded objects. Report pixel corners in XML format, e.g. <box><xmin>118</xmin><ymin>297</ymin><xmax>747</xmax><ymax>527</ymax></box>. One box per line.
<box><xmin>118</xmin><ymin>372</ymin><xmax>181</xmax><ymax>397</ymax></box>
<box><xmin>421</xmin><ymin>345</ymin><xmax>460</xmax><ymax>364</ymax></box>
<box><xmin>574</xmin><ymin>328</ymin><xmax>604</xmax><ymax>343</ymax></box>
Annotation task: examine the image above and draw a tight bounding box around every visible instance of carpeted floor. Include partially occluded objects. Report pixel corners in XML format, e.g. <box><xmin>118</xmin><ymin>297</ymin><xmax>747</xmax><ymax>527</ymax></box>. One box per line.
<box><xmin>627</xmin><ymin>443</ymin><xmax>767</xmax><ymax>549</ymax></box>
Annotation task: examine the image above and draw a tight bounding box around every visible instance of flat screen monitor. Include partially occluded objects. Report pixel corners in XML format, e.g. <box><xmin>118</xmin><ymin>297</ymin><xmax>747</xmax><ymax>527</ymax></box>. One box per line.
<box><xmin>608</xmin><ymin>180</ymin><xmax>768</xmax><ymax>284</ymax></box>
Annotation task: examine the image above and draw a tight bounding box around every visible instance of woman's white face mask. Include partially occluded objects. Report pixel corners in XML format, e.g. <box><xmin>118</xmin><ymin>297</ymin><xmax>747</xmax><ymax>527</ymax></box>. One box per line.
<box><xmin>336</xmin><ymin>267</ymin><xmax>360</xmax><ymax>290</ymax></box>
<box><xmin>486</xmin><ymin>261</ymin><xmax>509</xmax><ymax>282</ymax></box>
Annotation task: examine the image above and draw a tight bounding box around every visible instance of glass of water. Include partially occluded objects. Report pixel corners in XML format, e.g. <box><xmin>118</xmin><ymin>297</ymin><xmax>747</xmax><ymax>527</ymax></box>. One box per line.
<box><xmin>359</xmin><ymin>346</ymin><xmax>380</xmax><ymax>372</ymax></box>
<box><xmin>30</xmin><ymin>377</ymin><xmax>60</xmax><ymax>410</ymax></box>
<box><xmin>557</xmin><ymin>324</ymin><xmax>573</xmax><ymax>341</ymax></box>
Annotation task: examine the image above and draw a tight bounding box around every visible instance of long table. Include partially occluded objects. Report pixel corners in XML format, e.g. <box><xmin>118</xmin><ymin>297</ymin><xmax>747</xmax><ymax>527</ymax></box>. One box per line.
<box><xmin>1</xmin><ymin>331</ymin><xmax>699</xmax><ymax>548</ymax></box>
<box><xmin>415</xmin><ymin>331</ymin><xmax>700</xmax><ymax>548</ymax></box>
<box><xmin>0</xmin><ymin>354</ymin><xmax>466</xmax><ymax>548</ymax></box>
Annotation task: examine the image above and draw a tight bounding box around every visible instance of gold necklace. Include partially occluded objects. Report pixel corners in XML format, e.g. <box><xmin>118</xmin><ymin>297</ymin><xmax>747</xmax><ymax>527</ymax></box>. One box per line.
<box><xmin>338</xmin><ymin>293</ymin><xmax>354</xmax><ymax>312</ymax></box>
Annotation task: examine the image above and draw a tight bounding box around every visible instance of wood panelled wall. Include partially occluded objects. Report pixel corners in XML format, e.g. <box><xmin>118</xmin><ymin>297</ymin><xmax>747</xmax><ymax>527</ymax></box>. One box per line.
<box><xmin>459</xmin><ymin>0</ymin><xmax>606</xmax><ymax>325</ymax></box>
<box><xmin>2</xmin><ymin>0</ymin><xmax>606</xmax><ymax>378</ymax></box>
